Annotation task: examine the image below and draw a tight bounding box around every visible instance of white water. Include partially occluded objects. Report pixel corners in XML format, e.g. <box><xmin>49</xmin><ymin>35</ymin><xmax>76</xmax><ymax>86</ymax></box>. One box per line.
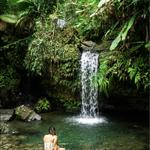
<box><xmin>67</xmin><ymin>116</ymin><xmax>107</xmax><ymax>125</ymax></box>
<box><xmin>80</xmin><ymin>51</ymin><xmax>99</xmax><ymax>118</ymax></box>
<box><xmin>68</xmin><ymin>51</ymin><xmax>107</xmax><ymax>125</ymax></box>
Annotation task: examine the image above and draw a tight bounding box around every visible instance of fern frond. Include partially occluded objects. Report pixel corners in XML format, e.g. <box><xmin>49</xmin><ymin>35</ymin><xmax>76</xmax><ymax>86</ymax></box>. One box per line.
<box><xmin>128</xmin><ymin>67</ymin><xmax>137</xmax><ymax>80</ymax></box>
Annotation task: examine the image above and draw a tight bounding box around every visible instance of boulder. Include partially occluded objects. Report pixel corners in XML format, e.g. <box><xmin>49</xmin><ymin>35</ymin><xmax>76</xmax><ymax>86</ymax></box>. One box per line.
<box><xmin>0</xmin><ymin>109</ymin><xmax>14</xmax><ymax>121</ymax></box>
<box><xmin>15</xmin><ymin>105</ymin><xmax>41</xmax><ymax>122</ymax></box>
<box><xmin>81</xmin><ymin>41</ymin><xmax>96</xmax><ymax>51</ymax></box>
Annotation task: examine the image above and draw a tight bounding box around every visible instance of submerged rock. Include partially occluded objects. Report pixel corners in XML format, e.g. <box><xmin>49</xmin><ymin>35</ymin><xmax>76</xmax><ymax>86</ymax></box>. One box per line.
<box><xmin>15</xmin><ymin>105</ymin><xmax>41</xmax><ymax>122</ymax></box>
<box><xmin>0</xmin><ymin>122</ymin><xmax>10</xmax><ymax>134</ymax></box>
<box><xmin>0</xmin><ymin>122</ymin><xmax>18</xmax><ymax>134</ymax></box>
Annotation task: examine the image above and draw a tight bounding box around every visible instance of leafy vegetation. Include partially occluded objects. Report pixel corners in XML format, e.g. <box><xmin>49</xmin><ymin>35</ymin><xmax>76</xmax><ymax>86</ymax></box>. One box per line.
<box><xmin>97</xmin><ymin>0</ymin><xmax>149</xmax><ymax>94</ymax></box>
<box><xmin>0</xmin><ymin>0</ymin><xmax>149</xmax><ymax>110</ymax></box>
<box><xmin>24</xmin><ymin>18</ymin><xmax>80</xmax><ymax>75</ymax></box>
<box><xmin>35</xmin><ymin>98</ymin><xmax>50</xmax><ymax>113</ymax></box>
<box><xmin>48</xmin><ymin>0</ymin><xmax>149</xmax><ymax>95</ymax></box>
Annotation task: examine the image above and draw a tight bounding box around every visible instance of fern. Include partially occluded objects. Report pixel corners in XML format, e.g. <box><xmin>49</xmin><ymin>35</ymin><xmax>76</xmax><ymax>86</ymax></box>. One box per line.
<box><xmin>134</xmin><ymin>72</ymin><xmax>140</xmax><ymax>85</ymax></box>
<box><xmin>97</xmin><ymin>60</ymin><xmax>109</xmax><ymax>96</ymax></box>
<box><xmin>128</xmin><ymin>67</ymin><xmax>137</xmax><ymax>80</ymax></box>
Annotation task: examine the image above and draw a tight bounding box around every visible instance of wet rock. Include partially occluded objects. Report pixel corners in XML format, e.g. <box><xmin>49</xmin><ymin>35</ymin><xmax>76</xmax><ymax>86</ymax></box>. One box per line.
<box><xmin>56</xmin><ymin>19</ymin><xmax>67</xmax><ymax>29</ymax></box>
<box><xmin>27</xmin><ymin>111</ymin><xmax>42</xmax><ymax>121</ymax></box>
<box><xmin>0</xmin><ymin>109</ymin><xmax>14</xmax><ymax>121</ymax></box>
<box><xmin>81</xmin><ymin>40</ymin><xmax>112</xmax><ymax>52</ymax></box>
<box><xmin>15</xmin><ymin>105</ymin><xmax>41</xmax><ymax>122</ymax></box>
<box><xmin>81</xmin><ymin>41</ymin><xmax>96</xmax><ymax>51</ymax></box>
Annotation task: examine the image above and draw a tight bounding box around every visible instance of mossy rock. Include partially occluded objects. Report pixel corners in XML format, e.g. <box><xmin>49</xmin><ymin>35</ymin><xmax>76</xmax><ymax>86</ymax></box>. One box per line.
<box><xmin>15</xmin><ymin>105</ymin><xmax>41</xmax><ymax>122</ymax></box>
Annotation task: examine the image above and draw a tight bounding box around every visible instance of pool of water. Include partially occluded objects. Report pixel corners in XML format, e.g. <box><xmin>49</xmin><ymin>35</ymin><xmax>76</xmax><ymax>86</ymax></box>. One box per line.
<box><xmin>8</xmin><ymin>112</ymin><xmax>149</xmax><ymax>150</ymax></box>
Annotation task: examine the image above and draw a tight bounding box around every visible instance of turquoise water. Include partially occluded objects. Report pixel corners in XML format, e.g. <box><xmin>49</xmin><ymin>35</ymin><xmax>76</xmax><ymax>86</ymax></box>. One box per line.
<box><xmin>9</xmin><ymin>112</ymin><xmax>149</xmax><ymax>150</ymax></box>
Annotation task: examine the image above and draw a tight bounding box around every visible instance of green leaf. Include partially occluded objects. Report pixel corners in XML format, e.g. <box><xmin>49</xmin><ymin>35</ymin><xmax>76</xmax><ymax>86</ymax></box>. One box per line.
<box><xmin>110</xmin><ymin>34</ymin><xmax>121</xmax><ymax>51</ymax></box>
<box><xmin>110</xmin><ymin>15</ymin><xmax>136</xmax><ymax>51</ymax></box>
<box><xmin>16</xmin><ymin>0</ymin><xmax>32</xmax><ymax>4</ymax></box>
<box><xmin>145</xmin><ymin>41</ymin><xmax>150</xmax><ymax>48</ymax></box>
<box><xmin>0</xmin><ymin>14</ymin><xmax>18</xmax><ymax>23</ymax></box>
<box><xmin>121</xmin><ymin>15</ymin><xmax>136</xmax><ymax>40</ymax></box>
<box><xmin>135</xmin><ymin>72</ymin><xmax>140</xmax><ymax>85</ymax></box>
<box><xmin>128</xmin><ymin>67</ymin><xmax>137</xmax><ymax>80</ymax></box>
<box><xmin>98</xmin><ymin>0</ymin><xmax>111</xmax><ymax>8</ymax></box>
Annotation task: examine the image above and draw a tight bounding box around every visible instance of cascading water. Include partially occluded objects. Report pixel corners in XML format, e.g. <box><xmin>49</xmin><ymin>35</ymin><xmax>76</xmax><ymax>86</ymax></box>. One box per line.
<box><xmin>81</xmin><ymin>51</ymin><xmax>99</xmax><ymax>118</ymax></box>
<box><xmin>67</xmin><ymin>51</ymin><xmax>107</xmax><ymax>125</ymax></box>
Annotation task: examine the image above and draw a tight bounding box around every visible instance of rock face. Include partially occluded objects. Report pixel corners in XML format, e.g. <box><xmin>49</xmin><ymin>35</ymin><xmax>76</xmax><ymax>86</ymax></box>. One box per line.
<box><xmin>0</xmin><ymin>109</ymin><xmax>14</xmax><ymax>121</ymax></box>
<box><xmin>81</xmin><ymin>41</ymin><xmax>97</xmax><ymax>51</ymax></box>
<box><xmin>81</xmin><ymin>40</ymin><xmax>112</xmax><ymax>52</ymax></box>
<box><xmin>15</xmin><ymin>105</ymin><xmax>41</xmax><ymax>122</ymax></box>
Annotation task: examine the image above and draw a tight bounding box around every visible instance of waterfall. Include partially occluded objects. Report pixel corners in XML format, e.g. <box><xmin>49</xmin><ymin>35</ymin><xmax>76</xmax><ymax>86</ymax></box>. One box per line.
<box><xmin>67</xmin><ymin>51</ymin><xmax>107</xmax><ymax>124</ymax></box>
<box><xmin>81</xmin><ymin>51</ymin><xmax>99</xmax><ymax>118</ymax></box>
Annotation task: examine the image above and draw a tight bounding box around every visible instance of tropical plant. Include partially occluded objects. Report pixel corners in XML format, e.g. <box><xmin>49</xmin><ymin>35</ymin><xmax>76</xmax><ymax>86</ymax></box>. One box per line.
<box><xmin>97</xmin><ymin>59</ymin><xmax>110</xmax><ymax>96</ymax></box>
<box><xmin>24</xmin><ymin>16</ymin><xmax>80</xmax><ymax>74</ymax></box>
<box><xmin>0</xmin><ymin>0</ymin><xmax>149</xmax><ymax>109</ymax></box>
<box><xmin>0</xmin><ymin>0</ymin><xmax>52</xmax><ymax>27</ymax></box>
<box><xmin>92</xmin><ymin>0</ymin><xmax>149</xmax><ymax>95</ymax></box>
<box><xmin>35</xmin><ymin>98</ymin><xmax>50</xmax><ymax>113</ymax></box>
<box><xmin>24</xmin><ymin>0</ymin><xmax>149</xmax><ymax>95</ymax></box>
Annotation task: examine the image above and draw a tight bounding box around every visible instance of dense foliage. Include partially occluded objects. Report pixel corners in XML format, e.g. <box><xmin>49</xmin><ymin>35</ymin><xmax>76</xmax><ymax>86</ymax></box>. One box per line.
<box><xmin>44</xmin><ymin>0</ymin><xmax>149</xmax><ymax>95</ymax></box>
<box><xmin>0</xmin><ymin>0</ymin><xmax>149</xmax><ymax>110</ymax></box>
<box><xmin>96</xmin><ymin>0</ymin><xmax>149</xmax><ymax>95</ymax></box>
<box><xmin>35</xmin><ymin>97</ymin><xmax>50</xmax><ymax>113</ymax></box>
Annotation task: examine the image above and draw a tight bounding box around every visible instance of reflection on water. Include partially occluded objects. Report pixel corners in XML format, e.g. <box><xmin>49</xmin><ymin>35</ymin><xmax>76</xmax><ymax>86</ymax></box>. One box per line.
<box><xmin>67</xmin><ymin>116</ymin><xmax>107</xmax><ymax>125</ymax></box>
<box><xmin>7</xmin><ymin>112</ymin><xmax>149</xmax><ymax>150</ymax></box>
